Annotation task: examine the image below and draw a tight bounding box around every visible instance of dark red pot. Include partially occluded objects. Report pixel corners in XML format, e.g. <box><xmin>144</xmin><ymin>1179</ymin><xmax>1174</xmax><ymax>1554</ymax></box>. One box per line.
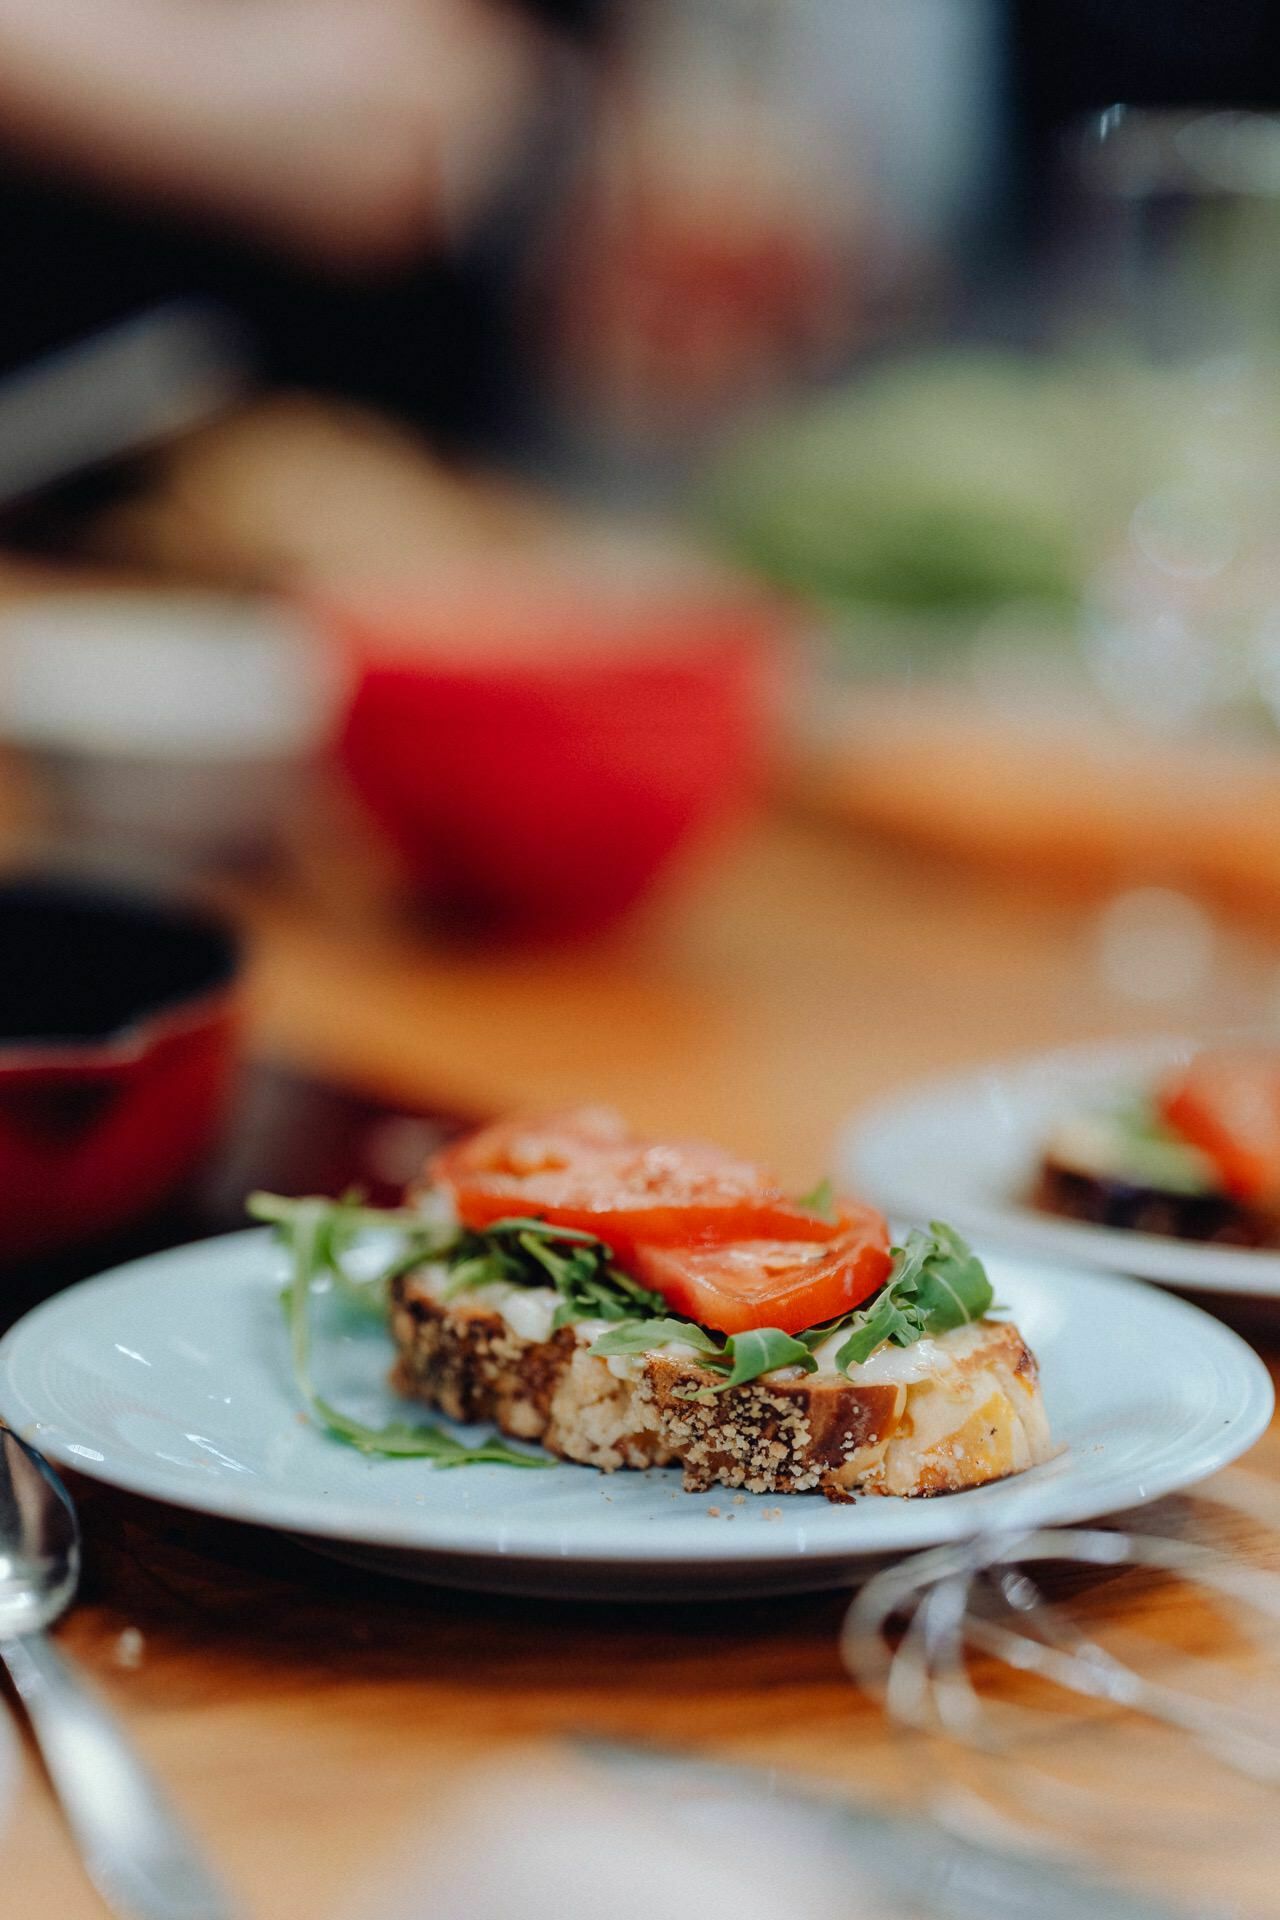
<box><xmin>0</xmin><ymin>877</ymin><xmax>241</xmax><ymax>1261</ymax></box>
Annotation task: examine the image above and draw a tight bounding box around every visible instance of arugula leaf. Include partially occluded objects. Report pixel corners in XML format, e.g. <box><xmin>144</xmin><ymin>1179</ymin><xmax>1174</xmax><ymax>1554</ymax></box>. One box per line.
<box><xmin>248</xmin><ymin>1190</ymin><xmax>439</xmax><ymax>1237</ymax></box>
<box><xmin>710</xmin><ymin>1327</ymin><xmax>819</xmax><ymax>1391</ymax></box>
<box><xmin>795</xmin><ymin>1176</ymin><xmax>837</xmax><ymax>1223</ymax></box>
<box><xmin>434</xmin><ymin>1216</ymin><xmax>668</xmax><ymax>1330</ymax></box>
<box><xmin>832</xmin><ymin>1221</ymin><xmax>993</xmax><ymax>1372</ymax></box>
<box><xmin>254</xmin><ymin>1192</ymin><xmax>548</xmax><ymax>1467</ymax></box>
<box><xmin>305</xmin><ymin>1398</ymin><xmax>545</xmax><ymax>1465</ymax></box>
<box><xmin>833</xmin><ymin>1286</ymin><xmax>924</xmax><ymax>1371</ymax></box>
<box><xmin>547</xmin><ymin>1271</ymin><xmax>656</xmax><ymax>1332</ymax></box>
<box><xmin>588</xmin><ymin>1320</ymin><xmax>724</xmax><ymax>1359</ymax></box>
<box><xmin>590</xmin><ymin>1317</ymin><xmax>817</xmax><ymax>1400</ymax></box>
<box><xmin>912</xmin><ymin>1220</ymin><xmax>993</xmax><ymax>1331</ymax></box>
<box><xmin>248</xmin><ymin>1189</ymin><xmax>448</xmax><ymax>1320</ymax></box>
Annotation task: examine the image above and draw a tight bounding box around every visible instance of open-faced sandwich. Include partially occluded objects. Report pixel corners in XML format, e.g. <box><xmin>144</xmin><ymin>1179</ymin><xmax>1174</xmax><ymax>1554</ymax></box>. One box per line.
<box><xmin>1035</xmin><ymin>1049</ymin><xmax>1280</xmax><ymax>1249</ymax></box>
<box><xmin>379</xmin><ymin>1108</ymin><xmax>1052</xmax><ymax>1501</ymax></box>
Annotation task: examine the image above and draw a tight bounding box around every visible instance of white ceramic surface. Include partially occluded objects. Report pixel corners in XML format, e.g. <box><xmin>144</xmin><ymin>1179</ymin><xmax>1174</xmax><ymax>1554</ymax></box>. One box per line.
<box><xmin>842</xmin><ymin>1035</ymin><xmax>1280</xmax><ymax>1296</ymax></box>
<box><xmin>0</xmin><ymin>591</ymin><xmax>341</xmax><ymax>868</ymax></box>
<box><xmin>0</xmin><ymin>1227</ymin><xmax>1270</xmax><ymax>1600</ymax></box>
<box><xmin>0</xmin><ymin>1711</ymin><xmax>16</xmax><ymax>1842</ymax></box>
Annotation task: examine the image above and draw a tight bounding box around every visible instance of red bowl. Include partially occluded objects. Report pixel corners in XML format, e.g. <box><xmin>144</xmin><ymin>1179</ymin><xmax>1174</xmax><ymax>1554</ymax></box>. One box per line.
<box><xmin>328</xmin><ymin>584</ymin><xmax>782</xmax><ymax>937</ymax></box>
<box><xmin>0</xmin><ymin>876</ymin><xmax>241</xmax><ymax>1262</ymax></box>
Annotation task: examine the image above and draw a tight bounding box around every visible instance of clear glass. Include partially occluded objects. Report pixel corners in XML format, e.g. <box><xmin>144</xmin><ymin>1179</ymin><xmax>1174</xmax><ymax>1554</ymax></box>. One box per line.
<box><xmin>1054</xmin><ymin>107</ymin><xmax>1280</xmax><ymax>741</ymax></box>
<box><xmin>528</xmin><ymin>0</ymin><xmax>998</xmax><ymax>496</ymax></box>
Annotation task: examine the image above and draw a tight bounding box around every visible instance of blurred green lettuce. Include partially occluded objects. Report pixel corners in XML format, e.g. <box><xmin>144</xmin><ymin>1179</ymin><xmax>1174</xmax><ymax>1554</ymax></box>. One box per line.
<box><xmin>699</xmin><ymin>350</ymin><xmax>1241</xmax><ymax>627</ymax></box>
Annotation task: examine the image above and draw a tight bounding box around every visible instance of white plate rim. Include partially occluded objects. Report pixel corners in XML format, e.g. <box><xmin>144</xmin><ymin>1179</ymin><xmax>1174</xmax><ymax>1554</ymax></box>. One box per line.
<box><xmin>841</xmin><ymin>1033</ymin><xmax>1280</xmax><ymax>1296</ymax></box>
<box><xmin>0</xmin><ymin>1226</ymin><xmax>1271</xmax><ymax>1572</ymax></box>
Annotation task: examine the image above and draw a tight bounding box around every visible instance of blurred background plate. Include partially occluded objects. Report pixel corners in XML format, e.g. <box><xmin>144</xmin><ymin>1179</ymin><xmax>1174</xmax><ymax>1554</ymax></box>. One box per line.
<box><xmin>841</xmin><ymin>1035</ymin><xmax>1280</xmax><ymax>1294</ymax></box>
<box><xmin>0</xmin><ymin>591</ymin><xmax>338</xmax><ymax>873</ymax></box>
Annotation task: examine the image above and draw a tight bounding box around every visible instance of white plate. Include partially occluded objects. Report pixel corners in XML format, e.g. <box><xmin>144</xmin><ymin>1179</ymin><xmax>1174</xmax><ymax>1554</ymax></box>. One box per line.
<box><xmin>0</xmin><ymin>1227</ymin><xmax>1270</xmax><ymax>1600</ymax></box>
<box><xmin>0</xmin><ymin>1713</ymin><xmax>17</xmax><ymax>1842</ymax></box>
<box><xmin>842</xmin><ymin>1035</ymin><xmax>1280</xmax><ymax>1297</ymax></box>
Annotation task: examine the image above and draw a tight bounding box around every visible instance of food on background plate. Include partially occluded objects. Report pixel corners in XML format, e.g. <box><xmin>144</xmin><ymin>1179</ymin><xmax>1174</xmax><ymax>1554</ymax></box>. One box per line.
<box><xmin>252</xmin><ymin>1109</ymin><xmax>1051</xmax><ymax>1501</ymax></box>
<box><xmin>1035</xmin><ymin>1048</ymin><xmax>1280</xmax><ymax>1248</ymax></box>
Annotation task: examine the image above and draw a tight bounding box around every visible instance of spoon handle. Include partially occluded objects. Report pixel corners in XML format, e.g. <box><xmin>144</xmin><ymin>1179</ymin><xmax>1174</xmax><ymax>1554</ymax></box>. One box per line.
<box><xmin>2</xmin><ymin>1630</ymin><xmax>241</xmax><ymax>1920</ymax></box>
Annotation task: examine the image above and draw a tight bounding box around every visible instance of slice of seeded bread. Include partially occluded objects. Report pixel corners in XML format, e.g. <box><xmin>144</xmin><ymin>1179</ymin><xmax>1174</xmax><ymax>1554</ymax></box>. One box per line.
<box><xmin>389</xmin><ymin>1271</ymin><xmax>1052</xmax><ymax>1501</ymax></box>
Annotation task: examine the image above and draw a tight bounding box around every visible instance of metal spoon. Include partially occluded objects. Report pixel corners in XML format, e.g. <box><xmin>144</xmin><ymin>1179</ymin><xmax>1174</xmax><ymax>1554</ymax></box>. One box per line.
<box><xmin>0</xmin><ymin>1424</ymin><xmax>241</xmax><ymax>1919</ymax></box>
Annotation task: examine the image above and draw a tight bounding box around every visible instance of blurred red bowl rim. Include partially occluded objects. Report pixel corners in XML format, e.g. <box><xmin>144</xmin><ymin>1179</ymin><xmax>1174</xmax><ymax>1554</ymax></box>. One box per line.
<box><xmin>305</xmin><ymin>575</ymin><xmax>796</xmax><ymax>678</ymax></box>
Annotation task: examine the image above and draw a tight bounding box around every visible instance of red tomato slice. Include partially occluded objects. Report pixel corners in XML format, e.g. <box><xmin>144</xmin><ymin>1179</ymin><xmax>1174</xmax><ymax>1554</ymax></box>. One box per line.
<box><xmin>1159</xmin><ymin>1051</ymin><xmax>1280</xmax><ymax>1204</ymax></box>
<box><xmin>429</xmin><ymin>1109</ymin><xmax>844</xmax><ymax>1252</ymax></box>
<box><xmin>630</xmin><ymin>1205</ymin><xmax>893</xmax><ymax>1336</ymax></box>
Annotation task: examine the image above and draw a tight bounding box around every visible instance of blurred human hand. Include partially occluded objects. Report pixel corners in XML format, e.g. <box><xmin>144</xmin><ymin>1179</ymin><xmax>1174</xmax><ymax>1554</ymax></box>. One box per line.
<box><xmin>191</xmin><ymin>0</ymin><xmax>544</xmax><ymax>263</ymax></box>
<box><xmin>0</xmin><ymin>0</ymin><xmax>545</xmax><ymax>267</ymax></box>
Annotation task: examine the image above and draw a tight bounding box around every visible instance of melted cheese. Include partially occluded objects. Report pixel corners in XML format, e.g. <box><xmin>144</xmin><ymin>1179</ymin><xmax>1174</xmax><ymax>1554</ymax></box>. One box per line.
<box><xmin>792</xmin><ymin>1320</ymin><xmax>991</xmax><ymax>1384</ymax></box>
<box><xmin>411</xmin><ymin>1271</ymin><xmax>703</xmax><ymax>1364</ymax></box>
<box><xmin>411</xmin><ymin>1267</ymin><xmax>561</xmax><ymax>1344</ymax></box>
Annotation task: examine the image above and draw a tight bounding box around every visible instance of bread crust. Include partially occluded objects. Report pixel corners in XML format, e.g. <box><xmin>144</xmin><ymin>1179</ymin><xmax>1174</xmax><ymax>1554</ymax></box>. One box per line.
<box><xmin>1036</xmin><ymin>1158</ymin><xmax>1279</xmax><ymax>1248</ymax></box>
<box><xmin>390</xmin><ymin>1273</ymin><xmax>1053</xmax><ymax>1501</ymax></box>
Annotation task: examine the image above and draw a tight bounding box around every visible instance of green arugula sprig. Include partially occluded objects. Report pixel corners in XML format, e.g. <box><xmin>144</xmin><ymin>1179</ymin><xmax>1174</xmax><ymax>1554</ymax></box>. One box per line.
<box><xmin>587</xmin><ymin>1318</ymin><xmax>820</xmax><ymax>1406</ymax></box>
<box><xmin>248</xmin><ymin>1192</ymin><xmax>549</xmax><ymax>1467</ymax></box>
<box><xmin>249</xmin><ymin>1190</ymin><xmax>444</xmax><ymax>1318</ymax></box>
<box><xmin>437</xmin><ymin>1217</ymin><xmax>667</xmax><ymax>1329</ymax></box>
<box><xmin>830</xmin><ymin>1221</ymin><xmax>993</xmax><ymax>1370</ymax></box>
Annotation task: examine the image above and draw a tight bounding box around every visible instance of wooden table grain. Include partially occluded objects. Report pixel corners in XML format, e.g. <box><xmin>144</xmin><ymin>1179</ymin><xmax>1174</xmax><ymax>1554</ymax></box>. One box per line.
<box><xmin>5</xmin><ymin>812</ymin><xmax>1280</xmax><ymax>1920</ymax></box>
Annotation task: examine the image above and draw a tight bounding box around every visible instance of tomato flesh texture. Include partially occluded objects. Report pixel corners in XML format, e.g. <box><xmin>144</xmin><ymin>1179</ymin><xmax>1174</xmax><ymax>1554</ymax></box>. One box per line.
<box><xmin>430</xmin><ymin>1110</ymin><xmax>843</xmax><ymax>1253</ymax></box>
<box><xmin>1159</xmin><ymin>1052</ymin><xmax>1280</xmax><ymax>1205</ymax></box>
<box><xmin>631</xmin><ymin>1206</ymin><xmax>893</xmax><ymax>1336</ymax></box>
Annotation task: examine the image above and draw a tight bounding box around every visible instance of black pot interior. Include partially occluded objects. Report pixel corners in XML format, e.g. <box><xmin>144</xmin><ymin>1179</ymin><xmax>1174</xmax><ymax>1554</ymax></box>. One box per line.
<box><xmin>0</xmin><ymin>876</ymin><xmax>240</xmax><ymax>1045</ymax></box>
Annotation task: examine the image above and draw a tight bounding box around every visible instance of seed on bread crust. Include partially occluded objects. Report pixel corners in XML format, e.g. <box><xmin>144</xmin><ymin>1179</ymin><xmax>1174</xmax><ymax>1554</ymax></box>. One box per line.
<box><xmin>640</xmin><ymin>1353</ymin><xmax>904</xmax><ymax>1496</ymax></box>
<box><xmin>390</xmin><ymin>1291</ymin><xmax>675</xmax><ymax>1468</ymax></box>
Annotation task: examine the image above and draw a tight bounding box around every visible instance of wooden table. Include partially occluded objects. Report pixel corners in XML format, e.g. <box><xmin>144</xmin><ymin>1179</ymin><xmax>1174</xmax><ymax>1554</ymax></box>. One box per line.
<box><xmin>6</xmin><ymin>811</ymin><xmax>1280</xmax><ymax>1919</ymax></box>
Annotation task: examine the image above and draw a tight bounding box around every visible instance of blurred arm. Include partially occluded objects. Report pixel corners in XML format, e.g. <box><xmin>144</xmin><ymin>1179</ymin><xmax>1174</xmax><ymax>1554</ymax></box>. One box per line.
<box><xmin>0</xmin><ymin>0</ymin><xmax>544</xmax><ymax>266</ymax></box>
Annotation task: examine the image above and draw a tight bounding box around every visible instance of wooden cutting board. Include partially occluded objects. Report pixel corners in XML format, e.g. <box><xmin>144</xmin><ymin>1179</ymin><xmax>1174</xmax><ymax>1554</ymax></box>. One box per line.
<box><xmin>788</xmin><ymin>680</ymin><xmax>1280</xmax><ymax>919</ymax></box>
